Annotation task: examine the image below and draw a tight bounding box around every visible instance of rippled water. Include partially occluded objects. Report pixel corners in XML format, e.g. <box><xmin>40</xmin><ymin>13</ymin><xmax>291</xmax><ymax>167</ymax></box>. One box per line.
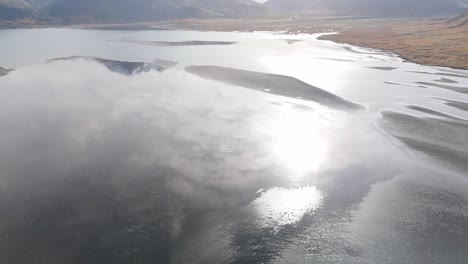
<box><xmin>0</xmin><ymin>29</ymin><xmax>467</xmax><ymax>264</ymax></box>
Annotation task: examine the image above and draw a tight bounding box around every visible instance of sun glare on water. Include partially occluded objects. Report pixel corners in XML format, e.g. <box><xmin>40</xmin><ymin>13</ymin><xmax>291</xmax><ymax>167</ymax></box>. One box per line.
<box><xmin>250</xmin><ymin>186</ymin><xmax>323</xmax><ymax>230</ymax></box>
<box><xmin>269</xmin><ymin>109</ymin><xmax>330</xmax><ymax>178</ymax></box>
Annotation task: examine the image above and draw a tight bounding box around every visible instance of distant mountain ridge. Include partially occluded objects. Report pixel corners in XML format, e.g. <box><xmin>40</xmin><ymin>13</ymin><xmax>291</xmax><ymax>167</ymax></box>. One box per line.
<box><xmin>1</xmin><ymin>0</ymin><xmax>468</xmax><ymax>25</ymax></box>
<box><xmin>47</xmin><ymin>0</ymin><xmax>266</xmax><ymax>22</ymax></box>
<box><xmin>266</xmin><ymin>0</ymin><xmax>467</xmax><ymax>17</ymax></box>
<box><xmin>5</xmin><ymin>0</ymin><xmax>272</xmax><ymax>22</ymax></box>
<box><xmin>0</xmin><ymin>0</ymin><xmax>35</xmax><ymax>20</ymax></box>
<box><xmin>1</xmin><ymin>0</ymin><xmax>267</xmax><ymax>23</ymax></box>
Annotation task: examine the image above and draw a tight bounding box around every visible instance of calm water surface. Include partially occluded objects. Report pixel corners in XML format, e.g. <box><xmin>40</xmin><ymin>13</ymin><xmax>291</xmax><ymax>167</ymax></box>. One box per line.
<box><xmin>0</xmin><ymin>29</ymin><xmax>467</xmax><ymax>264</ymax></box>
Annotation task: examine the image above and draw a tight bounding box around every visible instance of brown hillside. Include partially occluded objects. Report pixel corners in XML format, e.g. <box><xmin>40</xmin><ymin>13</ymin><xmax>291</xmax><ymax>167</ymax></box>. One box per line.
<box><xmin>322</xmin><ymin>15</ymin><xmax>468</xmax><ymax>70</ymax></box>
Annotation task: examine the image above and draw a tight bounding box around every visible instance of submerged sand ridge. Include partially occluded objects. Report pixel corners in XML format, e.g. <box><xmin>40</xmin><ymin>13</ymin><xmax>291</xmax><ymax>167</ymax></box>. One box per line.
<box><xmin>434</xmin><ymin>98</ymin><xmax>468</xmax><ymax>112</ymax></box>
<box><xmin>415</xmin><ymin>81</ymin><xmax>468</xmax><ymax>94</ymax></box>
<box><xmin>185</xmin><ymin>65</ymin><xmax>362</xmax><ymax>111</ymax></box>
<box><xmin>435</xmin><ymin>78</ymin><xmax>459</xmax><ymax>84</ymax></box>
<box><xmin>119</xmin><ymin>39</ymin><xmax>237</xmax><ymax>47</ymax></box>
<box><xmin>405</xmin><ymin>105</ymin><xmax>468</xmax><ymax>121</ymax></box>
<box><xmin>380</xmin><ymin>110</ymin><xmax>468</xmax><ymax>174</ymax></box>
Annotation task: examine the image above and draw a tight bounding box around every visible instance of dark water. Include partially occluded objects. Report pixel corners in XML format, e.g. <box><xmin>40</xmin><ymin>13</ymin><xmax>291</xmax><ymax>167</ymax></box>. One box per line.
<box><xmin>0</xmin><ymin>29</ymin><xmax>467</xmax><ymax>264</ymax></box>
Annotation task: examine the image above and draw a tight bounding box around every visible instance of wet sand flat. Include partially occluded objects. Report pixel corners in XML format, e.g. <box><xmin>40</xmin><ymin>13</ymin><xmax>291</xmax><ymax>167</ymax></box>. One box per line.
<box><xmin>84</xmin><ymin>25</ymin><xmax>173</xmax><ymax>31</ymax></box>
<box><xmin>383</xmin><ymin>82</ymin><xmax>428</xmax><ymax>88</ymax></box>
<box><xmin>408</xmin><ymin>71</ymin><xmax>468</xmax><ymax>79</ymax></box>
<box><xmin>381</xmin><ymin>111</ymin><xmax>468</xmax><ymax>148</ymax></box>
<box><xmin>405</xmin><ymin>105</ymin><xmax>467</xmax><ymax>121</ymax></box>
<box><xmin>395</xmin><ymin>136</ymin><xmax>468</xmax><ymax>173</ymax></box>
<box><xmin>435</xmin><ymin>78</ymin><xmax>459</xmax><ymax>84</ymax></box>
<box><xmin>381</xmin><ymin>110</ymin><xmax>468</xmax><ymax>173</ymax></box>
<box><xmin>315</xmin><ymin>57</ymin><xmax>356</xmax><ymax>62</ymax></box>
<box><xmin>415</xmin><ymin>81</ymin><xmax>468</xmax><ymax>94</ymax></box>
<box><xmin>284</xmin><ymin>39</ymin><xmax>304</xmax><ymax>44</ymax></box>
<box><xmin>437</xmin><ymin>68</ymin><xmax>468</xmax><ymax>77</ymax></box>
<box><xmin>434</xmin><ymin>98</ymin><xmax>468</xmax><ymax>112</ymax></box>
<box><xmin>185</xmin><ymin>65</ymin><xmax>362</xmax><ymax>110</ymax></box>
<box><xmin>120</xmin><ymin>39</ymin><xmax>237</xmax><ymax>47</ymax></box>
<box><xmin>367</xmin><ymin>66</ymin><xmax>397</xmax><ymax>71</ymax></box>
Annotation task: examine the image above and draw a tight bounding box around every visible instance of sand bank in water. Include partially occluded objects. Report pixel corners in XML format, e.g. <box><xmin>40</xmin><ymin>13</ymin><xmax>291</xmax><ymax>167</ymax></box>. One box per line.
<box><xmin>405</xmin><ymin>105</ymin><xmax>467</xmax><ymax>121</ymax></box>
<box><xmin>415</xmin><ymin>82</ymin><xmax>468</xmax><ymax>94</ymax></box>
<box><xmin>433</xmin><ymin>98</ymin><xmax>468</xmax><ymax>112</ymax></box>
<box><xmin>185</xmin><ymin>65</ymin><xmax>362</xmax><ymax>111</ymax></box>
<box><xmin>120</xmin><ymin>40</ymin><xmax>237</xmax><ymax>47</ymax></box>
<box><xmin>381</xmin><ymin>110</ymin><xmax>468</xmax><ymax>174</ymax></box>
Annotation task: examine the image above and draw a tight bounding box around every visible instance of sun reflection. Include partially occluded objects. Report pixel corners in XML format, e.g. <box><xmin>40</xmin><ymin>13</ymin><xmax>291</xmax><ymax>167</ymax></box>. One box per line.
<box><xmin>270</xmin><ymin>109</ymin><xmax>330</xmax><ymax>177</ymax></box>
<box><xmin>250</xmin><ymin>186</ymin><xmax>323</xmax><ymax>230</ymax></box>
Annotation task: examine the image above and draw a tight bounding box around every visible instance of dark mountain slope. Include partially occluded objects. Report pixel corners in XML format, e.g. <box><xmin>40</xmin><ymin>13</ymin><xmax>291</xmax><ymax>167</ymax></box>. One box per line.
<box><xmin>44</xmin><ymin>0</ymin><xmax>267</xmax><ymax>23</ymax></box>
<box><xmin>0</xmin><ymin>0</ymin><xmax>35</xmax><ymax>19</ymax></box>
<box><xmin>26</xmin><ymin>0</ymin><xmax>54</xmax><ymax>9</ymax></box>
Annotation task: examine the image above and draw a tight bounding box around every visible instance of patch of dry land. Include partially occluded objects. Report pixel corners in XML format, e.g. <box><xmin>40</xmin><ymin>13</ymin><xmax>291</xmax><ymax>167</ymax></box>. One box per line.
<box><xmin>320</xmin><ymin>13</ymin><xmax>468</xmax><ymax>70</ymax></box>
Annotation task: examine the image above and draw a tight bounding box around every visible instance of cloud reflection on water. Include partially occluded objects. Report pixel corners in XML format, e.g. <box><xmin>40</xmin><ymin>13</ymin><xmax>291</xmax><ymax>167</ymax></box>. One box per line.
<box><xmin>0</xmin><ymin>58</ymin><xmax>467</xmax><ymax>264</ymax></box>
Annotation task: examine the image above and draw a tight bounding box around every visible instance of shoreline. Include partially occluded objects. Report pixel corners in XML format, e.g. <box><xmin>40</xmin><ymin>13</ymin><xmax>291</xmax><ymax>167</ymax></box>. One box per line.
<box><xmin>318</xmin><ymin>18</ymin><xmax>468</xmax><ymax>70</ymax></box>
<box><xmin>320</xmin><ymin>34</ymin><xmax>468</xmax><ymax>71</ymax></box>
<box><xmin>1</xmin><ymin>16</ymin><xmax>467</xmax><ymax>71</ymax></box>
